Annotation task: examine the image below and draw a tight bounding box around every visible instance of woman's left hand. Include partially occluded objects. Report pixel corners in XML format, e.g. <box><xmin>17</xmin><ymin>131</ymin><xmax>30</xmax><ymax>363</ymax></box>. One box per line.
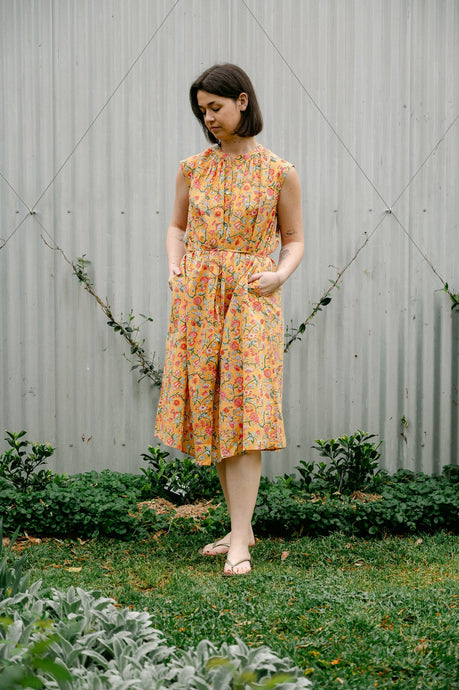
<box><xmin>248</xmin><ymin>271</ymin><xmax>281</xmax><ymax>296</ymax></box>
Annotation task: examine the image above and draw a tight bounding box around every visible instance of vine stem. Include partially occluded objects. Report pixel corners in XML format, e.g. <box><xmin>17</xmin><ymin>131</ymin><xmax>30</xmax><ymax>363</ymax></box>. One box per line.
<box><xmin>284</xmin><ymin>224</ymin><xmax>376</xmax><ymax>352</ymax></box>
<box><xmin>40</xmin><ymin>235</ymin><xmax>162</xmax><ymax>385</ymax></box>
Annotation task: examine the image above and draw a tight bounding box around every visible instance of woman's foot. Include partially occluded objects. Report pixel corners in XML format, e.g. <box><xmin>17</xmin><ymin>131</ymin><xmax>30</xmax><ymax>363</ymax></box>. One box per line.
<box><xmin>201</xmin><ymin>531</ymin><xmax>255</xmax><ymax>556</ymax></box>
<box><xmin>201</xmin><ymin>538</ymin><xmax>231</xmax><ymax>556</ymax></box>
<box><xmin>222</xmin><ymin>541</ymin><xmax>253</xmax><ymax>575</ymax></box>
<box><xmin>222</xmin><ymin>555</ymin><xmax>252</xmax><ymax>576</ymax></box>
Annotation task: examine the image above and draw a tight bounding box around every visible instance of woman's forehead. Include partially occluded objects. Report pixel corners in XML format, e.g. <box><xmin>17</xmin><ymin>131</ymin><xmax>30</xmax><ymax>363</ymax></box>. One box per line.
<box><xmin>197</xmin><ymin>90</ymin><xmax>229</xmax><ymax>106</ymax></box>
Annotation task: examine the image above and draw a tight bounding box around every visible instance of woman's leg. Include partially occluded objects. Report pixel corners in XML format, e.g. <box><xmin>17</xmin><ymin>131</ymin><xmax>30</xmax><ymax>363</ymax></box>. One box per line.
<box><xmin>202</xmin><ymin>458</ymin><xmax>255</xmax><ymax>555</ymax></box>
<box><xmin>223</xmin><ymin>449</ymin><xmax>261</xmax><ymax>574</ymax></box>
<box><xmin>216</xmin><ymin>460</ymin><xmax>231</xmax><ymax>514</ymax></box>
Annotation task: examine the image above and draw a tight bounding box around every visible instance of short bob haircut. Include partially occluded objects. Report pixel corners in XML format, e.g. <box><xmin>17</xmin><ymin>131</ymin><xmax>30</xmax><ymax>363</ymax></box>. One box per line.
<box><xmin>189</xmin><ymin>63</ymin><xmax>263</xmax><ymax>144</ymax></box>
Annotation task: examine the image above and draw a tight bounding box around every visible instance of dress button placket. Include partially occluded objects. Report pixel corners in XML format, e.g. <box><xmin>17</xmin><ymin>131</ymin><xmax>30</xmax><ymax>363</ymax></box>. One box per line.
<box><xmin>223</xmin><ymin>161</ymin><xmax>232</xmax><ymax>237</ymax></box>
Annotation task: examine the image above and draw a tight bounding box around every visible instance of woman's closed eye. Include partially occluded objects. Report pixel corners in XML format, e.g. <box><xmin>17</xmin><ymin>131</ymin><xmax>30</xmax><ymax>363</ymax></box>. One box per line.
<box><xmin>200</xmin><ymin>107</ymin><xmax>221</xmax><ymax>115</ymax></box>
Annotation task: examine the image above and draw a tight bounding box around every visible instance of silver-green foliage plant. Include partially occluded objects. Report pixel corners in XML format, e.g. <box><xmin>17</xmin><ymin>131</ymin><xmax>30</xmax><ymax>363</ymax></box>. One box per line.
<box><xmin>0</xmin><ymin>521</ymin><xmax>73</xmax><ymax>688</ymax></box>
<box><xmin>0</xmin><ymin>523</ymin><xmax>31</xmax><ymax>601</ymax></box>
<box><xmin>0</xmin><ymin>530</ymin><xmax>312</xmax><ymax>689</ymax></box>
<box><xmin>1</xmin><ymin>587</ymin><xmax>312</xmax><ymax>689</ymax></box>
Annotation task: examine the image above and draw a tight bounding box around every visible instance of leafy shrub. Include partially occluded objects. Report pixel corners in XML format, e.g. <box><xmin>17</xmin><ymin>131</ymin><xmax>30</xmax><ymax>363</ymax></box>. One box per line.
<box><xmin>140</xmin><ymin>446</ymin><xmax>222</xmax><ymax>505</ymax></box>
<box><xmin>0</xmin><ymin>471</ymin><xmax>143</xmax><ymax>539</ymax></box>
<box><xmin>1</xmin><ymin>430</ymin><xmax>458</xmax><ymax>541</ymax></box>
<box><xmin>251</xmin><ymin>469</ymin><xmax>459</xmax><ymax>538</ymax></box>
<box><xmin>2</xmin><ymin>462</ymin><xmax>459</xmax><ymax>540</ymax></box>
<box><xmin>295</xmin><ymin>460</ymin><xmax>316</xmax><ymax>490</ymax></box>
<box><xmin>0</xmin><ymin>430</ymin><xmax>55</xmax><ymax>491</ymax></box>
<box><xmin>438</xmin><ymin>464</ymin><xmax>459</xmax><ymax>483</ymax></box>
<box><xmin>310</xmin><ymin>430</ymin><xmax>382</xmax><ymax>494</ymax></box>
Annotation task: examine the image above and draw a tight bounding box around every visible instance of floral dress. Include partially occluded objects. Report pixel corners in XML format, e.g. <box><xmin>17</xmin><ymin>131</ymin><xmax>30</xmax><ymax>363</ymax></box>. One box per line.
<box><xmin>154</xmin><ymin>144</ymin><xmax>293</xmax><ymax>466</ymax></box>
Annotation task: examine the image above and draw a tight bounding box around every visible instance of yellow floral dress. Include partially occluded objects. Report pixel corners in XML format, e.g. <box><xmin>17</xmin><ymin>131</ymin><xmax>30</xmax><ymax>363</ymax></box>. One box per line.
<box><xmin>154</xmin><ymin>144</ymin><xmax>292</xmax><ymax>466</ymax></box>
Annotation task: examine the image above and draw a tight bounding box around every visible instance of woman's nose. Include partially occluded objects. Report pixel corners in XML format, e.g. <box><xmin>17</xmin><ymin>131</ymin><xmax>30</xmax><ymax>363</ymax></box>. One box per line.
<box><xmin>205</xmin><ymin>110</ymin><xmax>214</xmax><ymax>123</ymax></box>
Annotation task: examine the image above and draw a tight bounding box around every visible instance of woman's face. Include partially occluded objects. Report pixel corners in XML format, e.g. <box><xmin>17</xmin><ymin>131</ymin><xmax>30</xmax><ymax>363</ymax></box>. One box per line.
<box><xmin>197</xmin><ymin>90</ymin><xmax>248</xmax><ymax>141</ymax></box>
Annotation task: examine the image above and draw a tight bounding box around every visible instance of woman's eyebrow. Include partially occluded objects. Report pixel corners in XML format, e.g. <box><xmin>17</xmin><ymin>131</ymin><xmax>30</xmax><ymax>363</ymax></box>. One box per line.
<box><xmin>198</xmin><ymin>100</ymin><xmax>217</xmax><ymax>110</ymax></box>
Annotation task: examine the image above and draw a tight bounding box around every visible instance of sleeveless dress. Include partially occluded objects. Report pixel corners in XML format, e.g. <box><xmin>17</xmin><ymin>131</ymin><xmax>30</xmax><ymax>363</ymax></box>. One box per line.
<box><xmin>154</xmin><ymin>143</ymin><xmax>292</xmax><ymax>466</ymax></box>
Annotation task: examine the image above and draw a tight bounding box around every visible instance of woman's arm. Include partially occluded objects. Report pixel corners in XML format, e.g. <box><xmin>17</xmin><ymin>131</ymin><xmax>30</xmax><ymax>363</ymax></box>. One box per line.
<box><xmin>166</xmin><ymin>168</ymin><xmax>189</xmax><ymax>289</ymax></box>
<box><xmin>276</xmin><ymin>166</ymin><xmax>304</xmax><ymax>284</ymax></box>
<box><xmin>248</xmin><ymin>167</ymin><xmax>304</xmax><ymax>295</ymax></box>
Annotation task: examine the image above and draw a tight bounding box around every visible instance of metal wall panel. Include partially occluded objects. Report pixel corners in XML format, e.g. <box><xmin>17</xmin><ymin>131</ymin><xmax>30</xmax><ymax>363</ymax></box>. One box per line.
<box><xmin>1</xmin><ymin>0</ymin><xmax>458</xmax><ymax>477</ymax></box>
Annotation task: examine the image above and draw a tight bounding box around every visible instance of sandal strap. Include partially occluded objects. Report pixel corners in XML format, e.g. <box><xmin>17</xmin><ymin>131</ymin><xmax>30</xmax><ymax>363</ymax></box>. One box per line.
<box><xmin>225</xmin><ymin>557</ymin><xmax>252</xmax><ymax>569</ymax></box>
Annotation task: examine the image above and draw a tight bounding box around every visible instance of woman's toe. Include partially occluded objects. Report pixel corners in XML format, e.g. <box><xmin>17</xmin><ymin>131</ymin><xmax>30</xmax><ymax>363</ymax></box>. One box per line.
<box><xmin>202</xmin><ymin>540</ymin><xmax>230</xmax><ymax>556</ymax></box>
<box><xmin>223</xmin><ymin>557</ymin><xmax>252</xmax><ymax>576</ymax></box>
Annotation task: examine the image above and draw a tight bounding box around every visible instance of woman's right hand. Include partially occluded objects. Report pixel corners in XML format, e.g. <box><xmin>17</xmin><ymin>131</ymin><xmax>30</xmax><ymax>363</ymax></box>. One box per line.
<box><xmin>166</xmin><ymin>169</ymin><xmax>189</xmax><ymax>290</ymax></box>
<box><xmin>168</xmin><ymin>265</ymin><xmax>182</xmax><ymax>290</ymax></box>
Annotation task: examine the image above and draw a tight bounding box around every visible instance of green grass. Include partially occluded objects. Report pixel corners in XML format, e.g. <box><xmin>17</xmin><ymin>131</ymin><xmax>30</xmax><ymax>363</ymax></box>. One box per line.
<box><xmin>19</xmin><ymin>530</ymin><xmax>459</xmax><ymax>689</ymax></box>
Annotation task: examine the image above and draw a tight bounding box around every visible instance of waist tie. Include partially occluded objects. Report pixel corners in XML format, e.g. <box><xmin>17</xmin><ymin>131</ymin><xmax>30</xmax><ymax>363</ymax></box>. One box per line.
<box><xmin>185</xmin><ymin>246</ymin><xmax>271</xmax><ymax>258</ymax></box>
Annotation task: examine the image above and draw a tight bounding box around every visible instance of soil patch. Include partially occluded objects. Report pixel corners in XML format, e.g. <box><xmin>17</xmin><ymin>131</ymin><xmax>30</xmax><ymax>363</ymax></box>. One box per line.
<box><xmin>137</xmin><ymin>498</ymin><xmax>216</xmax><ymax>520</ymax></box>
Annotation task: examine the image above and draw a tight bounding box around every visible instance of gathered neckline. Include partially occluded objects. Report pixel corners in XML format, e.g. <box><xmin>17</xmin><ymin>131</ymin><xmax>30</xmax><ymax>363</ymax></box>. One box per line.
<box><xmin>213</xmin><ymin>143</ymin><xmax>262</xmax><ymax>160</ymax></box>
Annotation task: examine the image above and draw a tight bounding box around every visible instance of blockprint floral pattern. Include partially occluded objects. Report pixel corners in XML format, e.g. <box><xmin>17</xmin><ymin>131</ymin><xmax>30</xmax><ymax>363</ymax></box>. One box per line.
<box><xmin>155</xmin><ymin>144</ymin><xmax>292</xmax><ymax>466</ymax></box>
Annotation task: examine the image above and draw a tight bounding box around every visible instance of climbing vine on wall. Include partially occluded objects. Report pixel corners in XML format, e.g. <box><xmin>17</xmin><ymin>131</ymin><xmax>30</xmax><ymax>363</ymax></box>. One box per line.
<box><xmin>72</xmin><ymin>256</ymin><xmax>163</xmax><ymax>385</ymax></box>
<box><xmin>38</xmin><ymin>233</ymin><xmax>458</xmax><ymax>384</ymax></box>
<box><xmin>444</xmin><ymin>283</ymin><xmax>459</xmax><ymax>311</ymax></box>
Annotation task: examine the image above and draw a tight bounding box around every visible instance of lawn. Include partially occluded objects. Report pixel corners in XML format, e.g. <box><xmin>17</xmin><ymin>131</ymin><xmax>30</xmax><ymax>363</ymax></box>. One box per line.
<box><xmin>17</xmin><ymin>529</ymin><xmax>459</xmax><ymax>689</ymax></box>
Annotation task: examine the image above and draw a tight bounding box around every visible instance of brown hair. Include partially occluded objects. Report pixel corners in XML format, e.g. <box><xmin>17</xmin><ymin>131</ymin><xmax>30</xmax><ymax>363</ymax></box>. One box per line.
<box><xmin>189</xmin><ymin>63</ymin><xmax>263</xmax><ymax>144</ymax></box>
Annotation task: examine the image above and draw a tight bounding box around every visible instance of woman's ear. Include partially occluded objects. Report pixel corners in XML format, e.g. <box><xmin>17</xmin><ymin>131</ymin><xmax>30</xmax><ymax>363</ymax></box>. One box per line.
<box><xmin>238</xmin><ymin>92</ymin><xmax>249</xmax><ymax>111</ymax></box>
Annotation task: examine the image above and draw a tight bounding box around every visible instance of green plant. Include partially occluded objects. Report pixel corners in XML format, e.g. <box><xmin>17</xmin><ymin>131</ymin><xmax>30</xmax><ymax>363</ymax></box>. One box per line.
<box><xmin>178</xmin><ymin>638</ymin><xmax>311</xmax><ymax>688</ymax></box>
<box><xmin>0</xmin><ymin>431</ymin><xmax>54</xmax><ymax>492</ymax></box>
<box><xmin>284</xmin><ymin>293</ymin><xmax>333</xmax><ymax>350</ymax></box>
<box><xmin>0</xmin><ymin>523</ymin><xmax>72</xmax><ymax>690</ymax></box>
<box><xmin>443</xmin><ymin>282</ymin><xmax>459</xmax><ymax>310</ymax></box>
<box><xmin>1</xmin><ymin>431</ymin><xmax>458</xmax><ymax>541</ymax></box>
<box><xmin>73</xmin><ymin>254</ymin><xmax>163</xmax><ymax>385</ymax></box>
<box><xmin>312</xmin><ymin>430</ymin><xmax>382</xmax><ymax>494</ymax></box>
<box><xmin>0</xmin><ymin>575</ymin><xmax>312</xmax><ymax>689</ymax></box>
<box><xmin>284</xmin><ymin>230</ymin><xmax>374</xmax><ymax>353</ymax></box>
<box><xmin>0</xmin><ymin>520</ymin><xmax>31</xmax><ymax>600</ymax></box>
<box><xmin>295</xmin><ymin>460</ymin><xmax>316</xmax><ymax>489</ymax></box>
<box><xmin>139</xmin><ymin>446</ymin><xmax>173</xmax><ymax>499</ymax></box>
<box><xmin>0</xmin><ymin>470</ymin><xmax>143</xmax><ymax>539</ymax></box>
<box><xmin>442</xmin><ymin>464</ymin><xmax>459</xmax><ymax>483</ymax></box>
<box><xmin>140</xmin><ymin>446</ymin><xmax>221</xmax><ymax>505</ymax></box>
<box><xmin>0</xmin><ymin>619</ymin><xmax>73</xmax><ymax>689</ymax></box>
<box><xmin>253</xmin><ymin>465</ymin><xmax>459</xmax><ymax>538</ymax></box>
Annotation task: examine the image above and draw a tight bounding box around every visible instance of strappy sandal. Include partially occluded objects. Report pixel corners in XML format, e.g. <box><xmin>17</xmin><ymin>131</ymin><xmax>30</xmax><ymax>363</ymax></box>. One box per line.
<box><xmin>222</xmin><ymin>557</ymin><xmax>252</xmax><ymax>577</ymax></box>
<box><xmin>200</xmin><ymin>540</ymin><xmax>231</xmax><ymax>556</ymax></box>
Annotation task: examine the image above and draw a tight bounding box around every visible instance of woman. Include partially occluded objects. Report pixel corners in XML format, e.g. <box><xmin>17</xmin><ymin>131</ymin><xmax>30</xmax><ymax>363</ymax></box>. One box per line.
<box><xmin>155</xmin><ymin>64</ymin><xmax>303</xmax><ymax>576</ymax></box>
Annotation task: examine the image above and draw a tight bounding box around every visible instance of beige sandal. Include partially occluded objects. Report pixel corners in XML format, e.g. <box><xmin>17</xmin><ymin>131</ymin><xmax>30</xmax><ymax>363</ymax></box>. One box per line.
<box><xmin>222</xmin><ymin>557</ymin><xmax>252</xmax><ymax>577</ymax></box>
<box><xmin>200</xmin><ymin>540</ymin><xmax>231</xmax><ymax>556</ymax></box>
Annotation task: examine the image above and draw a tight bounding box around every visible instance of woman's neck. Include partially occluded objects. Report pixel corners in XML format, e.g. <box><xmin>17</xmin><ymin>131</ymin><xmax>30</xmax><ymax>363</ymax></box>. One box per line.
<box><xmin>219</xmin><ymin>136</ymin><xmax>258</xmax><ymax>155</ymax></box>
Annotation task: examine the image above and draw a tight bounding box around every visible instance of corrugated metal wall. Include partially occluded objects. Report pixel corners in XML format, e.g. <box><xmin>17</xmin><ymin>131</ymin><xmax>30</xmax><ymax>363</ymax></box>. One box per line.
<box><xmin>1</xmin><ymin>0</ymin><xmax>458</xmax><ymax>477</ymax></box>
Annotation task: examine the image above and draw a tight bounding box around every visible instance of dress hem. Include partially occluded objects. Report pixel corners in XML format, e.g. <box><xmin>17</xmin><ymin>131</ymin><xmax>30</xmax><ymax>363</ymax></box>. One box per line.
<box><xmin>154</xmin><ymin>431</ymin><xmax>286</xmax><ymax>467</ymax></box>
